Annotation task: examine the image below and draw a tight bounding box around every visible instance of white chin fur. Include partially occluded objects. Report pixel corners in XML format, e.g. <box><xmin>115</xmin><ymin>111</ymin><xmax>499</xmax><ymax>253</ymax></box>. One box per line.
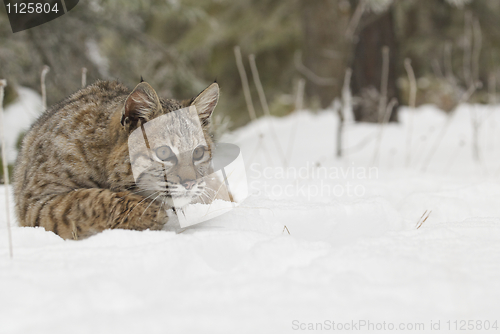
<box><xmin>167</xmin><ymin>196</ymin><xmax>194</xmax><ymax>208</ymax></box>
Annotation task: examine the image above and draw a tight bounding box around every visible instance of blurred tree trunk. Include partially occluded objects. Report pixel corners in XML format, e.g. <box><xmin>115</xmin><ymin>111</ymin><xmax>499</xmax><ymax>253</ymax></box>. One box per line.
<box><xmin>351</xmin><ymin>7</ymin><xmax>400</xmax><ymax>122</ymax></box>
<box><xmin>299</xmin><ymin>0</ymin><xmax>351</xmax><ymax>108</ymax></box>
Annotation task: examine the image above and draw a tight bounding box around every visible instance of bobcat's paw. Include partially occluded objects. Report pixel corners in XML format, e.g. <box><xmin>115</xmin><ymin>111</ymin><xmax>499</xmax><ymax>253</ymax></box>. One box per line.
<box><xmin>115</xmin><ymin>194</ymin><xmax>169</xmax><ymax>231</ymax></box>
<box><xmin>139</xmin><ymin>200</ymin><xmax>169</xmax><ymax>230</ymax></box>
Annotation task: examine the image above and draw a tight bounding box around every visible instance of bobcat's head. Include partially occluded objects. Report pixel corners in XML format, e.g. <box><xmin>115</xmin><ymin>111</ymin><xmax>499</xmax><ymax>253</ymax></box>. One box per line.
<box><xmin>123</xmin><ymin>81</ymin><xmax>219</xmax><ymax>208</ymax></box>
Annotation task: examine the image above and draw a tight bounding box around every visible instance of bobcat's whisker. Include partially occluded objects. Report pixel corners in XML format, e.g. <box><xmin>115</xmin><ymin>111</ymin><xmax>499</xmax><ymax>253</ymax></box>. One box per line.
<box><xmin>140</xmin><ymin>193</ymin><xmax>163</xmax><ymax>219</ymax></box>
<box><xmin>123</xmin><ymin>182</ymin><xmax>143</xmax><ymax>190</ymax></box>
<box><xmin>202</xmin><ymin>187</ymin><xmax>217</xmax><ymax>196</ymax></box>
<box><xmin>199</xmin><ymin>192</ymin><xmax>211</xmax><ymax>204</ymax></box>
<box><xmin>118</xmin><ymin>189</ymin><xmax>151</xmax><ymax>199</ymax></box>
<box><xmin>201</xmin><ymin>175</ymin><xmax>235</xmax><ymax>216</ymax></box>
<box><xmin>157</xmin><ymin>195</ymin><xmax>167</xmax><ymax>220</ymax></box>
<box><xmin>201</xmin><ymin>189</ymin><xmax>214</xmax><ymax>199</ymax></box>
<box><xmin>118</xmin><ymin>187</ymin><xmax>162</xmax><ymax>199</ymax></box>
<box><xmin>124</xmin><ymin>191</ymin><xmax>160</xmax><ymax>221</ymax></box>
<box><xmin>199</xmin><ymin>196</ymin><xmax>207</xmax><ymax>205</ymax></box>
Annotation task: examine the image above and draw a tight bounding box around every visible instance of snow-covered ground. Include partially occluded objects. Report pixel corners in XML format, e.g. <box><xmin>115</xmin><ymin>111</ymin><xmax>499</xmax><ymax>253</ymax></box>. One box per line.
<box><xmin>1</xmin><ymin>103</ymin><xmax>500</xmax><ymax>333</ymax></box>
<box><xmin>2</xmin><ymin>87</ymin><xmax>43</xmax><ymax>163</ymax></box>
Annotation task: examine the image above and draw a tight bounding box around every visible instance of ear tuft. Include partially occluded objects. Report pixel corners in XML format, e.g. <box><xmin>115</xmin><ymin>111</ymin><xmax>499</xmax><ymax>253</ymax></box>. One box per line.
<box><xmin>191</xmin><ymin>83</ymin><xmax>219</xmax><ymax>124</ymax></box>
<box><xmin>123</xmin><ymin>82</ymin><xmax>160</xmax><ymax>126</ymax></box>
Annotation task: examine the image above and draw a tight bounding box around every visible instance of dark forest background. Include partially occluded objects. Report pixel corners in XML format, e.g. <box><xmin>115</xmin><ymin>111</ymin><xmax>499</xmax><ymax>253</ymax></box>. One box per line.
<box><xmin>1</xmin><ymin>0</ymin><xmax>498</xmax><ymax>128</ymax></box>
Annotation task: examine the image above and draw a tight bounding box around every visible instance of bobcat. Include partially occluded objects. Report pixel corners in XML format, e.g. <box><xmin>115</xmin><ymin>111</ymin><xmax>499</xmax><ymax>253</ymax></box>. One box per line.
<box><xmin>13</xmin><ymin>80</ymin><xmax>222</xmax><ymax>239</ymax></box>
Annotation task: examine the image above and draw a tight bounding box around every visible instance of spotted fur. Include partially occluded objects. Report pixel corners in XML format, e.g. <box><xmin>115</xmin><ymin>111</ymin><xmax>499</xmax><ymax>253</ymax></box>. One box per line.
<box><xmin>13</xmin><ymin>80</ymin><xmax>220</xmax><ymax>239</ymax></box>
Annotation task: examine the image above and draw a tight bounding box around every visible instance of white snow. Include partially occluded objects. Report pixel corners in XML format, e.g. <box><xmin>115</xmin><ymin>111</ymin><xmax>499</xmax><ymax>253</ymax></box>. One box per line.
<box><xmin>2</xmin><ymin>86</ymin><xmax>43</xmax><ymax>163</ymax></box>
<box><xmin>174</xmin><ymin>199</ymin><xmax>235</xmax><ymax>228</ymax></box>
<box><xmin>2</xmin><ymin>104</ymin><xmax>500</xmax><ymax>333</ymax></box>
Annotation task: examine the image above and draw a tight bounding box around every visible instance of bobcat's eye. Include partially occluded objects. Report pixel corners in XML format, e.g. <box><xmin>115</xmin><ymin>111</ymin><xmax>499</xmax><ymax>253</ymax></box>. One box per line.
<box><xmin>193</xmin><ymin>146</ymin><xmax>206</xmax><ymax>161</ymax></box>
<box><xmin>156</xmin><ymin>145</ymin><xmax>174</xmax><ymax>161</ymax></box>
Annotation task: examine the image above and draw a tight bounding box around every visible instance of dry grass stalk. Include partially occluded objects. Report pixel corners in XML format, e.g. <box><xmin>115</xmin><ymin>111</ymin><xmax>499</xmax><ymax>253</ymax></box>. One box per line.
<box><xmin>248</xmin><ymin>54</ymin><xmax>287</xmax><ymax>167</ymax></box>
<box><xmin>378</xmin><ymin>46</ymin><xmax>390</xmax><ymax>123</ymax></box>
<box><xmin>472</xmin><ymin>18</ymin><xmax>482</xmax><ymax>83</ymax></box>
<box><xmin>285</xmin><ymin>79</ymin><xmax>306</xmax><ymax>167</ymax></box>
<box><xmin>345</xmin><ymin>0</ymin><xmax>366</xmax><ymax>40</ymax></box>
<box><xmin>282</xmin><ymin>225</ymin><xmax>290</xmax><ymax>235</ymax></box>
<box><xmin>295</xmin><ymin>78</ymin><xmax>305</xmax><ymax>111</ymax></box>
<box><xmin>234</xmin><ymin>47</ymin><xmax>274</xmax><ymax>167</ymax></box>
<box><xmin>81</xmin><ymin>67</ymin><xmax>87</xmax><ymax>88</ymax></box>
<box><xmin>41</xmin><ymin>65</ymin><xmax>50</xmax><ymax>110</ymax></box>
<box><xmin>404</xmin><ymin>58</ymin><xmax>417</xmax><ymax>167</ymax></box>
<box><xmin>0</xmin><ymin>79</ymin><xmax>13</xmax><ymax>258</ymax></box>
<box><xmin>416</xmin><ymin>210</ymin><xmax>432</xmax><ymax>229</ymax></box>
<box><xmin>337</xmin><ymin>68</ymin><xmax>352</xmax><ymax>158</ymax></box>
<box><xmin>294</xmin><ymin>51</ymin><xmax>335</xmax><ymax>86</ymax></box>
<box><xmin>463</xmin><ymin>11</ymin><xmax>473</xmax><ymax>87</ymax></box>
<box><xmin>372</xmin><ymin>98</ymin><xmax>398</xmax><ymax>166</ymax></box>
<box><xmin>234</xmin><ymin>46</ymin><xmax>257</xmax><ymax>121</ymax></box>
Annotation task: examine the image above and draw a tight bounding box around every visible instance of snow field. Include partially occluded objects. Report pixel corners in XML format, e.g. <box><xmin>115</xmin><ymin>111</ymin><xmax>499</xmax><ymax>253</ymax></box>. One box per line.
<box><xmin>1</xmin><ymin>102</ymin><xmax>500</xmax><ymax>333</ymax></box>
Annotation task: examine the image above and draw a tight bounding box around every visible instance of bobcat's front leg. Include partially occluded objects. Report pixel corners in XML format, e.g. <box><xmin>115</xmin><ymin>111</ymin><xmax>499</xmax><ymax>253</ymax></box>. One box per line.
<box><xmin>24</xmin><ymin>188</ymin><xmax>169</xmax><ymax>239</ymax></box>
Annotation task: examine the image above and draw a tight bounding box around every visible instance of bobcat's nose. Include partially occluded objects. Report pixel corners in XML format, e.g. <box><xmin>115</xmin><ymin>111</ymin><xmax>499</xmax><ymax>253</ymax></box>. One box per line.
<box><xmin>182</xmin><ymin>180</ymin><xmax>197</xmax><ymax>190</ymax></box>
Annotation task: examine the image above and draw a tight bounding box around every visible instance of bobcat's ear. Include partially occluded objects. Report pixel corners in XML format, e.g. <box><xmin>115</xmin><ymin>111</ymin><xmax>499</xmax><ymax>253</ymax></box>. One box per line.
<box><xmin>191</xmin><ymin>83</ymin><xmax>219</xmax><ymax>125</ymax></box>
<box><xmin>122</xmin><ymin>82</ymin><xmax>161</xmax><ymax>126</ymax></box>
